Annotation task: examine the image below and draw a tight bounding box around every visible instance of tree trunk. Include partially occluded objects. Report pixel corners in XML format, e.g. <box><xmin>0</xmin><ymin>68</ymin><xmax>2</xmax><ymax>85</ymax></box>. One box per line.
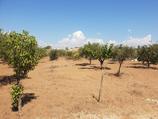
<box><xmin>147</xmin><ymin>61</ymin><xmax>150</xmax><ymax>68</ymax></box>
<box><xmin>116</xmin><ymin>60</ymin><xmax>123</xmax><ymax>76</ymax></box>
<box><xmin>98</xmin><ymin>71</ymin><xmax>104</xmax><ymax>102</ymax></box>
<box><xmin>18</xmin><ymin>94</ymin><xmax>22</xmax><ymax>119</ymax></box>
<box><xmin>99</xmin><ymin>60</ymin><xmax>104</xmax><ymax>69</ymax></box>
<box><xmin>89</xmin><ymin>58</ymin><xmax>92</xmax><ymax>65</ymax></box>
<box><xmin>16</xmin><ymin>77</ymin><xmax>20</xmax><ymax>85</ymax></box>
<box><xmin>23</xmin><ymin>70</ymin><xmax>28</xmax><ymax>78</ymax></box>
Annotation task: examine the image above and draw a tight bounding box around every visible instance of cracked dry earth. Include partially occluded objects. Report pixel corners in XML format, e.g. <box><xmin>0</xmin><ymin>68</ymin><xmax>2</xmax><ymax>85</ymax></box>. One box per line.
<box><xmin>0</xmin><ymin>57</ymin><xmax>158</xmax><ymax>119</ymax></box>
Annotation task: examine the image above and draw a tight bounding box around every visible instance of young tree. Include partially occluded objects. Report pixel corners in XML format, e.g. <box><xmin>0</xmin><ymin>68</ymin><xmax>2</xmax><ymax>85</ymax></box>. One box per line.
<box><xmin>3</xmin><ymin>30</ymin><xmax>39</xmax><ymax>83</ymax></box>
<box><xmin>95</xmin><ymin>44</ymin><xmax>113</xmax><ymax>69</ymax></box>
<box><xmin>37</xmin><ymin>47</ymin><xmax>48</xmax><ymax>59</ymax></box>
<box><xmin>0</xmin><ymin>30</ymin><xmax>40</xmax><ymax>111</ymax></box>
<box><xmin>112</xmin><ymin>45</ymin><xmax>133</xmax><ymax>76</ymax></box>
<box><xmin>79</xmin><ymin>42</ymin><xmax>96</xmax><ymax>64</ymax></box>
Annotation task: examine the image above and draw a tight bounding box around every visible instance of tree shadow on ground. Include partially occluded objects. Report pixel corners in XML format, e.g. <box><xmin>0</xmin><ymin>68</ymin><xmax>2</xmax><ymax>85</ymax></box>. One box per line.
<box><xmin>79</xmin><ymin>65</ymin><xmax>111</xmax><ymax>70</ymax></box>
<box><xmin>107</xmin><ymin>72</ymin><xmax>124</xmax><ymax>78</ymax></box>
<box><xmin>12</xmin><ymin>93</ymin><xmax>38</xmax><ymax>111</ymax></box>
<box><xmin>0</xmin><ymin>75</ymin><xmax>17</xmax><ymax>86</ymax></box>
<box><xmin>75</xmin><ymin>63</ymin><xmax>90</xmax><ymax>66</ymax></box>
<box><xmin>108</xmin><ymin>62</ymin><xmax>116</xmax><ymax>64</ymax></box>
<box><xmin>130</xmin><ymin>62</ymin><xmax>142</xmax><ymax>65</ymax></box>
<box><xmin>0</xmin><ymin>75</ymin><xmax>29</xmax><ymax>86</ymax></box>
<box><xmin>22</xmin><ymin>93</ymin><xmax>38</xmax><ymax>107</ymax></box>
<box><xmin>0</xmin><ymin>61</ymin><xmax>6</xmax><ymax>65</ymax></box>
<box><xmin>126</xmin><ymin>65</ymin><xmax>158</xmax><ymax>70</ymax></box>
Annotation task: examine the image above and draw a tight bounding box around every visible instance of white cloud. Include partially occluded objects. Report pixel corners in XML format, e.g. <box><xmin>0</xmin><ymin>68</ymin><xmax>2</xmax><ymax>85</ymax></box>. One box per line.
<box><xmin>123</xmin><ymin>34</ymin><xmax>153</xmax><ymax>47</ymax></box>
<box><xmin>107</xmin><ymin>40</ymin><xmax>117</xmax><ymax>45</ymax></box>
<box><xmin>53</xmin><ymin>30</ymin><xmax>104</xmax><ymax>49</ymax></box>
<box><xmin>39</xmin><ymin>31</ymin><xmax>155</xmax><ymax>49</ymax></box>
<box><xmin>38</xmin><ymin>40</ymin><xmax>53</xmax><ymax>48</ymax></box>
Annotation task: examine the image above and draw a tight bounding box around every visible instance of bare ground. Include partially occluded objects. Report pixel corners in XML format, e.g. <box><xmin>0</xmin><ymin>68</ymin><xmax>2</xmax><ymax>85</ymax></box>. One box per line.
<box><xmin>0</xmin><ymin>57</ymin><xmax>158</xmax><ymax>119</ymax></box>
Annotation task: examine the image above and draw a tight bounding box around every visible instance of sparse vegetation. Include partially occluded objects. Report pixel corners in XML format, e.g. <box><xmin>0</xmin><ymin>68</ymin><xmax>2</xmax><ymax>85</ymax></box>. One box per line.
<box><xmin>11</xmin><ymin>84</ymin><xmax>23</xmax><ymax>111</ymax></box>
<box><xmin>49</xmin><ymin>49</ymin><xmax>58</xmax><ymax>60</ymax></box>
<box><xmin>1</xmin><ymin>30</ymin><xmax>158</xmax><ymax>117</ymax></box>
<box><xmin>137</xmin><ymin>45</ymin><xmax>158</xmax><ymax>68</ymax></box>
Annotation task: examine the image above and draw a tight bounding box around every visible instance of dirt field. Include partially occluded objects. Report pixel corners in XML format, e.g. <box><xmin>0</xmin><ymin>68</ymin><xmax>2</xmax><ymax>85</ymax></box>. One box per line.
<box><xmin>0</xmin><ymin>57</ymin><xmax>158</xmax><ymax>119</ymax></box>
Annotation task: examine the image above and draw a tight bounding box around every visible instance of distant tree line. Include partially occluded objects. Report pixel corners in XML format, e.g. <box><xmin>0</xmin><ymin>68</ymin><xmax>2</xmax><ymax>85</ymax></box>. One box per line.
<box><xmin>49</xmin><ymin>41</ymin><xmax>158</xmax><ymax>76</ymax></box>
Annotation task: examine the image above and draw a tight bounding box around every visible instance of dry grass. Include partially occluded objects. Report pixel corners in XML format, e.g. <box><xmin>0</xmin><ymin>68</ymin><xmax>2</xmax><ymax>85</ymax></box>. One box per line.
<box><xmin>0</xmin><ymin>57</ymin><xmax>158</xmax><ymax>119</ymax></box>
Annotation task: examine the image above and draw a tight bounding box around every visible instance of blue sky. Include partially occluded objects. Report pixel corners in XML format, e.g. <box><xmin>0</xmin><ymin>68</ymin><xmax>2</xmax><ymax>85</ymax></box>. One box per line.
<box><xmin>0</xmin><ymin>0</ymin><xmax>158</xmax><ymax>48</ymax></box>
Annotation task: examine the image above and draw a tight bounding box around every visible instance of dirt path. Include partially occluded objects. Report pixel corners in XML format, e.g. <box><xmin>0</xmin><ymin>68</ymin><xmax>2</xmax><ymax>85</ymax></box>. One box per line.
<box><xmin>0</xmin><ymin>57</ymin><xmax>158</xmax><ymax>119</ymax></box>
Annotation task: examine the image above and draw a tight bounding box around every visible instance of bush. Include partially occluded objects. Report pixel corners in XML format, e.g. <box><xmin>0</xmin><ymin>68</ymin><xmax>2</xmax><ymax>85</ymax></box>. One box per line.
<box><xmin>56</xmin><ymin>49</ymin><xmax>66</xmax><ymax>57</ymax></box>
<box><xmin>37</xmin><ymin>47</ymin><xmax>48</xmax><ymax>59</ymax></box>
<box><xmin>65</xmin><ymin>51</ymin><xmax>80</xmax><ymax>60</ymax></box>
<box><xmin>49</xmin><ymin>49</ymin><xmax>58</xmax><ymax>60</ymax></box>
<box><xmin>11</xmin><ymin>84</ymin><xmax>23</xmax><ymax>111</ymax></box>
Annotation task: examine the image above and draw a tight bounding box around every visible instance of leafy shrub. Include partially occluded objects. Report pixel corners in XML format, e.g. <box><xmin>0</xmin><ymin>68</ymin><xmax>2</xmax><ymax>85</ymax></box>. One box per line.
<box><xmin>11</xmin><ymin>84</ymin><xmax>23</xmax><ymax>111</ymax></box>
<box><xmin>65</xmin><ymin>51</ymin><xmax>80</xmax><ymax>60</ymax></box>
<box><xmin>37</xmin><ymin>47</ymin><xmax>48</xmax><ymax>59</ymax></box>
<box><xmin>72</xmin><ymin>52</ymin><xmax>80</xmax><ymax>60</ymax></box>
<box><xmin>56</xmin><ymin>49</ymin><xmax>66</xmax><ymax>57</ymax></box>
<box><xmin>7</xmin><ymin>31</ymin><xmax>39</xmax><ymax>79</ymax></box>
<box><xmin>49</xmin><ymin>49</ymin><xmax>58</xmax><ymax>60</ymax></box>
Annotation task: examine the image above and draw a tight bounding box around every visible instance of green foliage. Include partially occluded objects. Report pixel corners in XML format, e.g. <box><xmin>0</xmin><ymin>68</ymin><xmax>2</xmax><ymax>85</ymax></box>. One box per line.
<box><xmin>66</xmin><ymin>51</ymin><xmax>80</xmax><ymax>60</ymax></box>
<box><xmin>49</xmin><ymin>49</ymin><xmax>80</xmax><ymax>60</ymax></box>
<box><xmin>79</xmin><ymin>42</ymin><xmax>97</xmax><ymax>64</ymax></box>
<box><xmin>112</xmin><ymin>45</ymin><xmax>131</xmax><ymax>62</ymax></box>
<box><xmin>71</xmin><ymin>51</ymin><xmax>80</xmax><ymax>60</ymax></box>
<box><xmin>11</xmin><ymin>84</ymin><xmax>23</xmax><ymax>110</ymax></box>
<box><xmin>44</xmin><ymin>45</ymin><xmax>52</xmax><ymax>49</ymax></box>
<box><xmin>37</xmin><ymin>47</ymin><xmax>48</xmax><ymax>59</ymax></box>
<box><xmin>0</xmin><ymin>30</ymin><xmax>8</xmax><ymax>60</ymax></box>
<box><xmin>112</xmin><ymin>45</ymin><xmax>136</xmax><ymax>76</ymax></box>
<box><xmin>49</xmin><ymin>49</ymin><xmax>58</xmax><ymax>60</ymax></box>
<box><xmin>0</xmin><ymin>30</ymin><xmax>39</xmax><ymax>79</ymax></box>
<box><xmin>80</xmin><ymin>43</ymin><xmax>113</xmax><ymax>68</ymax></box>
<box><xmin>94</xmin><ymin>43</ymin><xmax>113</xmax><ymax>68</ymax></box>
<box><xmin>137</xmin><ymin>44</ymin><xmax>158</xmax><ymax>67</ymax></box>
<box><xmin>56</xmin><ymin>49</ymin><xmax>67</xmax><ymax>57</ymax></box>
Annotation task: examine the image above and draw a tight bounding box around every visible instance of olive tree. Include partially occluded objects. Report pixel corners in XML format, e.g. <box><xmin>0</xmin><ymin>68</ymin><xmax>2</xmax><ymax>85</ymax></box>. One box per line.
<box><xmin>95</xmin><ymin>44</ymin><xmax>113</xmax><ymax>69</ymax></box>
<box><xmin>112</xmin><ymin>45</ymin><xmax>134</xmax><ymax>76</ymax></box>
<box><xmin>137</xmin><ymin>44</ymin><xmax>158</xmax><ymax>68</ymax></box>
<box><xmin>79</xmin><ymin>42</ymin><xmax>96</xmax><ymax>64</ymax></box>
